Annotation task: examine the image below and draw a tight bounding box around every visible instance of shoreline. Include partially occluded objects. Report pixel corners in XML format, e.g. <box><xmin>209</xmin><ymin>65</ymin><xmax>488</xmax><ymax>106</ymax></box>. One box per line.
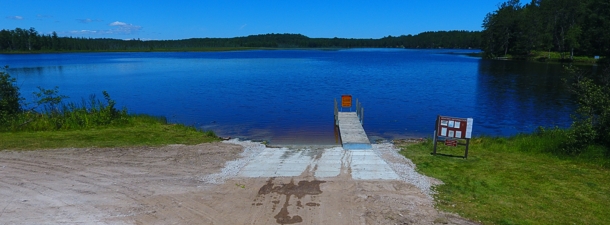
<box><xmin>0</xmin><ymin>46</ymin><xmax>477</xmax><ymax>54</ymax></box>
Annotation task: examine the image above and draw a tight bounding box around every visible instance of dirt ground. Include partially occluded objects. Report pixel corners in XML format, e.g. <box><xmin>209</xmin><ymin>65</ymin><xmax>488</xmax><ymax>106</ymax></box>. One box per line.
<box><xmin>0</xmin><ymin>142</ymin><xmax>478</xmax><ymax>225</ymax></box>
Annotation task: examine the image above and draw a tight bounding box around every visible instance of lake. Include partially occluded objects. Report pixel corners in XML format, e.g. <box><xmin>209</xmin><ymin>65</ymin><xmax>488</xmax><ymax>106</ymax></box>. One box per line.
<box><xmin>1</xmin><ymin>49</ymin><xmax>578</xmax><ymax>145</ymax></box>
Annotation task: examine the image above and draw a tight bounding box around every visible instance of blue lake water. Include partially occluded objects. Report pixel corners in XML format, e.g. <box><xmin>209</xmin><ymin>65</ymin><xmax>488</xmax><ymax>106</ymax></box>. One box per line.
<box><xmin>1</xmin><ymin>49</ymin><xmax>578</xmax><ymax>145</ymax></box>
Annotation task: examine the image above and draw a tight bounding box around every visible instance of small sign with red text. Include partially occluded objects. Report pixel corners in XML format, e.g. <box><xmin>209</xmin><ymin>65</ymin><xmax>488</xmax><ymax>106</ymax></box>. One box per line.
<box><xmin>445</xmin><ymin>139</ymin><xmax>458</xmax><ymax>147</ymax></box>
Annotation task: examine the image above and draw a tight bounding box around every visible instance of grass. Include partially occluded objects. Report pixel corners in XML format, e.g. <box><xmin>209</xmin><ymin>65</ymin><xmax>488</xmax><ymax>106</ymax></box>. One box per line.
<box><xmin>0</xmin><ymin>90</ymin><xmax>218</xmax><ymax>150</ymax></box>
<box><xmin>400</xmin><ymin>133</ymin><xmax>610</xmax><ymax>224</ymax></box>
<box><xmin>0</xmin><ymin>115</ymin><xmax>218</xmax><ymax>150</ymax></box>
<box><xmin>504</xmin><ymin>50</ymin><xmax>600</xmax><ymax>64</ymax></box>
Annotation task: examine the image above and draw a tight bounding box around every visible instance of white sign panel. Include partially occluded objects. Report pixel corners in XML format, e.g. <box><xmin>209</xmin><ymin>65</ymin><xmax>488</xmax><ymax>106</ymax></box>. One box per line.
<box><xmin>465</xmin><ymin>118</ymin><xmax>473</xmax><ymax>139</ymax></box>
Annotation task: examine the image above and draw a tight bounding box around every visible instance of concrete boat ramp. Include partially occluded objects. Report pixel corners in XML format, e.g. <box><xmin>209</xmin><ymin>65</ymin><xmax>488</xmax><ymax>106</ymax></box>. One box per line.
<box><xmin>238</xmin><ymin>146</ymin><xmax>400</xmax><ymax>180</ymax></box>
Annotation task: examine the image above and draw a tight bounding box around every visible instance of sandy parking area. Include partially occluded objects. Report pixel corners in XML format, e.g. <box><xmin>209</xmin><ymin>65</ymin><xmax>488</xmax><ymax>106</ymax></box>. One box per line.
<box><xmin>0</xmin><ymin>140</ymin><xmax>477</xmax><ymax>224</ymax></box>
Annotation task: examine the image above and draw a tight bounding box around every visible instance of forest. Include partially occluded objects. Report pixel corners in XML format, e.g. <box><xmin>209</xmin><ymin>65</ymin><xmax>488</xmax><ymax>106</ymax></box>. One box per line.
<box><xmin>0</xmin><ymin>28</ymin><xmax>480</xmax><ymax>52</ymax></box>
<box><xmin>481</xmin><ymin>0</ymin><xmax>610</xmax><ymax>59</ymax></box>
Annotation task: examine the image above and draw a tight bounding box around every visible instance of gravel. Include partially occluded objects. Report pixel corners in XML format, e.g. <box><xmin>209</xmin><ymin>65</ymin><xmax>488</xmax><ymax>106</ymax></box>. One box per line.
<box><xmin>371</xmin><ymin>143</ymin><xmax>440</xmax><ymax>199</ymax></box>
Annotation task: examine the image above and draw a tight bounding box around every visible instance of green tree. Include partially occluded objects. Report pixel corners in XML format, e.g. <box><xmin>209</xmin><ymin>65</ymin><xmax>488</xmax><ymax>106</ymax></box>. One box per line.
<box><xmin>32</xmin><ymin>86</ymin><xmax>68</xmax><ymax>114</ymax></box>
<box><xmin>0</xmin><ymin>67</ymin><xmax>23</xmax><ymax>124</ymax></box>
<box><xmin>538</xmin><ymin>0</ymin><xmax>587</xmax><ymax>59</ymax></box>
<box><xmin>582</xmin><ymin>0</ymin><xmax>610</xmax><ymax>56</ymax></box>
<box><xmin>481</xmin><ymin>0</ymin><xmax>524</xmax><ymax>57</ymax></box>
<box><xmin>515</xmin><ymin>1</ymin><xmax>546</xmax><ymax>55</ymax></box>
<box><xmin>480</xmin><ymin>0</ymin><xmax>610</xmax><ymax>59</ymax></box>
<box><xmin>565</xmin><ymin>25</ymin><xmax>582</xmax><ymax>59</ymax></box>
<box><xmin>27</xmin><ymin>27</ymin><xmax>39</xmax><ymax>51</ymax></box>
<box><xmin>565</xmin><ymin>60</ymin><xmax>610</xmax><ymax>154</ymax></box>
<box><xmin>0</xmin><ymin>29</ymin><xmax>11</xmax><ymax>50</ymax></box>
<box><xmin>51</xmin><ymin>31</ymin><xmax>60</xmax><ymax>50</ymax></box>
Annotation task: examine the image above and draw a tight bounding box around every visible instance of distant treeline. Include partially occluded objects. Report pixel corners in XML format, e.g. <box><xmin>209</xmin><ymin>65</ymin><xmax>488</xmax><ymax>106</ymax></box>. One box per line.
<box><xmin>482</xmin><ymin>0</ymin><xmax>610</xmax><ymax>59</ymax></box>
<box><xmin>0</xmin><ymin>28</ymin><xmax>481</xmax><ymax>52</ymax></box>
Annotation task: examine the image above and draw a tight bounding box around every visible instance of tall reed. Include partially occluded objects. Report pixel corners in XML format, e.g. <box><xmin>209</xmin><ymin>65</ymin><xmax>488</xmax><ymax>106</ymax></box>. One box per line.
<box><xmin>3</xmin><ymin>91</ymin><xmax>130</xmax><ymax>131</ymax></box>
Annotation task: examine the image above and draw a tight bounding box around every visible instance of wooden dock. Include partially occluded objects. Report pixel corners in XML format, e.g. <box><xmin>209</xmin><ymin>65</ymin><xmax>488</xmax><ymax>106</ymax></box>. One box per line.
<box><xmin>335</xmin><ymin>98</ymin><xmax>372</xmax><ymax>150</ymax></box>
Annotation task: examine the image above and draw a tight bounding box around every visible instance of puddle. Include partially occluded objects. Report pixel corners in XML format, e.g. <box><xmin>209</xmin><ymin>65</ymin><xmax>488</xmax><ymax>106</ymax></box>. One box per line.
<box><xmin>255</xmin><ymin>177</ymin><xmax>326</xmax><ymax>224</ymax></box>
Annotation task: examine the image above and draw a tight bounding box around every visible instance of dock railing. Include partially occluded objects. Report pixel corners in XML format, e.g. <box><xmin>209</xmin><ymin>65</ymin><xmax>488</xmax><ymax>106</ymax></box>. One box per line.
<box><xmin>356</xmin><ymin>99</ymin><xmax>364</xmax><ymax>125</ymax></box>
<box><xmin>335</xmin><ymin>98</ymin><xmax>363</xmax><ymax>125</ymax></box>
<box><xmin>334</xmin><ymin>98</ymin><xmax>339</xmax><ymax>126</ymax></box>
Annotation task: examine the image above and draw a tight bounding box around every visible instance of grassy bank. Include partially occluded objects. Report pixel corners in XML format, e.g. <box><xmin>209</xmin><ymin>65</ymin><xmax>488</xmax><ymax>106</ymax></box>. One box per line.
<box><xmin>399</xmin><ymin>133</ymin><xmax>610</xmax><ymax>224</ymax></box>
<box><xmin>498</xmin><ymin>51</ymin><xmax>599</xmax><ymax>64</ymax></box>
<box><xmin>0</xmin><ymin>115</ymin><xmax>218</xmax><ymax>150</ymax></box>
<box><xmin>0</xmin><ymin>88</ymin><xmax>218</xmax><ymax>150</ymax></box>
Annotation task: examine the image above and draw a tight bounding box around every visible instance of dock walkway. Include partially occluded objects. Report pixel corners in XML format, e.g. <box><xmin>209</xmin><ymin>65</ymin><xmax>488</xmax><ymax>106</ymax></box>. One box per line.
<box><xmin>335</xmin><ymin>98</ymin><xmax>372</xmax><ymax>150</ymax></box>
<box><xmin>337</xmin><ymin>112</ymin><xmax>372</xmax><ymax>149</ymax></box>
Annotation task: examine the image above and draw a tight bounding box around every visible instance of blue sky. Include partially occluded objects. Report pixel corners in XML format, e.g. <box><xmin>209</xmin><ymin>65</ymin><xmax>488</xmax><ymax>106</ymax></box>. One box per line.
<box><xmin>2</xmin><ymin>0</ymin><xmax>506</xmax><ymax>40</ymax></box>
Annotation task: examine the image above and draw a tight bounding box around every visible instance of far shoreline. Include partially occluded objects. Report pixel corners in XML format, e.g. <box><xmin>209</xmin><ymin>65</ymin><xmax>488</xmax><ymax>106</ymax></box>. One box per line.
<box><xmin>0</xmin><ymin>46</ymin><xmax>478</xmax><ymax>54</ymax></box>
<box><xmin>4</xmin><ymin>48</ymin><xmax>600</xmax><ymax>65</ymax></box>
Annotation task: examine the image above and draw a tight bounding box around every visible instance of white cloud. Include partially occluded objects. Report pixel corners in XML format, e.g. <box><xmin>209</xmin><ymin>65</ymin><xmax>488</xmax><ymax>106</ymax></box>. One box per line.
<box><xmin>77</xmin><ymin>18</ymin><xmax>103</xmax><ymax>23</ymax></box>
<box><xmin>67</xmin><ymin>21</ymin><xmax>142</xmax><ymax>36</ymax></box>
<box><xmin>69</xmin><ymin>30</ymin><xmax>99</xmax><ymax>34</ymax></box>
<box><xmin>6</xmin><ymin>16</ymin><xmax>23</xmax><ymax>20</ymax></box>
<box><xmin>109</xmin><ymin>21</ymin><xmax>127</xmax><ymax>26</ymax></box>
<box><xmin>108</xmin><ymin>21</ymin><xmax>142</xmax><ymax>34</ymax></box>
<box><xmin>240</xmin><ymin>24</ymin><xmax>248</xmax><ymax>30</ymax></box>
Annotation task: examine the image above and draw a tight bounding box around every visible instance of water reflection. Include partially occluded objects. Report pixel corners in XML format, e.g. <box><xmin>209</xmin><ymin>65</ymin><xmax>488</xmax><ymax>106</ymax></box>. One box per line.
<box><xmin>475</xmin><ymin>59</ymin><xmax>575</xmax><ymax>135</ymax></box>
<box><xmin>8</xmin><ymin>66</ymin><xmax>64</xmax><ymax>76</ymax></box>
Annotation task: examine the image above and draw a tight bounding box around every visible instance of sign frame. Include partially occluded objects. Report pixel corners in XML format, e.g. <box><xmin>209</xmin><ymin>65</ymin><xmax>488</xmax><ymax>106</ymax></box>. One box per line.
<box><xmin>432</xmin><ymin>115</ymin><xmax>473</xmax><ymax>158</ymax></box>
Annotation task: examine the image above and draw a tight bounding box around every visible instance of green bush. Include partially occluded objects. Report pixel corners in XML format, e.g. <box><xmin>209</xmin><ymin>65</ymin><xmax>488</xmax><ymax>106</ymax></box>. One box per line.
<box><xmin>0</xmin><ymin>67</ymin><xmax>23</xmax><ymax>125</ymax></box>
<box><xmin>565</xmin><ymin>60</ymin><xmax>610</xmax><ymax>156</ymax></box>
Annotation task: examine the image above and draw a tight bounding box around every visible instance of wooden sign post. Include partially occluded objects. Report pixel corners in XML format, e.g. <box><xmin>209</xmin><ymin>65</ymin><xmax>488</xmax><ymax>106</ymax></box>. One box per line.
<box><xmin>432</xmin><ymin>115</ymin><xmax>473</xmax><ymax>158</ymax></box>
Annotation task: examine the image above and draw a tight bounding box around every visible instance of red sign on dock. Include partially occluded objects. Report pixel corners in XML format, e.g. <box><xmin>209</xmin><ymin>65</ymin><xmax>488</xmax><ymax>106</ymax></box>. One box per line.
<box><xmin>341</xmin><ymin>95</ymin><xmax>352</xmax><ymax>108</ymax></box>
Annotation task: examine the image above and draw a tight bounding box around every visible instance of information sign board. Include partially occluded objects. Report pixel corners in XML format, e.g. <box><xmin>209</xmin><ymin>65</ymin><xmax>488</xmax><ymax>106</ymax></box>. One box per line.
<box><xmin>341</xmin><ymin>95</ymin><xmax>352</xmax><ymax>108</ymax></box>
<box><xmin>433</xmin><ymin>115</ymin><xmax>474</xmax><ymax>158</ymax></box>
<box><xmin>437</xmin><ymin>116</ymin><xmax>473</xmax><ymax>139</ymax></box>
